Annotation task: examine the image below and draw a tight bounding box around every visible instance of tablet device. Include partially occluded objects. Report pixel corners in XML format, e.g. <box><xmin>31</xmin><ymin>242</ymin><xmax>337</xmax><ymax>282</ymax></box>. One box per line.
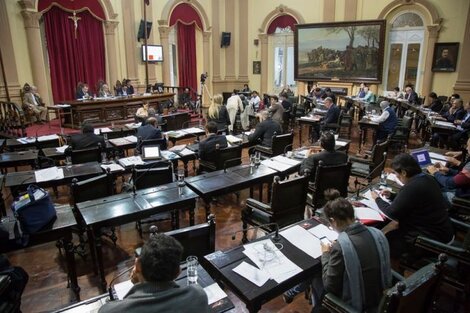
<box><xmin>142</xmin><ymin>146</ymin><xmax>162</xmax><ymax>160</ymax></box>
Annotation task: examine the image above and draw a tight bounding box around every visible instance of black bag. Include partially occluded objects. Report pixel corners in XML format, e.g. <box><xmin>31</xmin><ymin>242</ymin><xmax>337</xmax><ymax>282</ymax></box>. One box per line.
<box><xmin>11</xmin><ymin>185</ymin><xmax>56</xmax><ymax>236</ymax></box>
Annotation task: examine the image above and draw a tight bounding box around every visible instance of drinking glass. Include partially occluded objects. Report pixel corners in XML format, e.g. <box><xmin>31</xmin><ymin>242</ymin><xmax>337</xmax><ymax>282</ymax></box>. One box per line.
<box><xmin>177</xmin><ymin>169</ymin><xmax>185</xmax><ymax>187</ymax></box>
<box><xmin>186</xmin><ymin>256</ymin><xmax>198</xmax><ymax>285</ymax></box>
<box><xmin>254</xmin><ymin>152</ymin><xmax>261</xmax><ymax>167</ymax></box>
<box><xmin>65</xmin><ymin>155</ymin><xmax>72</xmax><ymax>168</ymax></box>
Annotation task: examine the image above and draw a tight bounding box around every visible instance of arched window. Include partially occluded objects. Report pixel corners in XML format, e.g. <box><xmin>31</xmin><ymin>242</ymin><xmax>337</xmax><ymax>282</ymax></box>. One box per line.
<box><xmin>384</xmin><ymin>12</ymin><xmax>425</xmax><ymax>92</ymax></box>
<box><xmin>268</xmin><ymin>15</ymin><xmax>297</xmax><ymax>93</ymax></box>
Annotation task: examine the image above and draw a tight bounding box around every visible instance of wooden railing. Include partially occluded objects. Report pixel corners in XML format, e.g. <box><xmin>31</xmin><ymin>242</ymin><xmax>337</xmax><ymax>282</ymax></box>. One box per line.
<box><xmin>0</xmin><ymin>101</ymin><xmax>28</xmax><ymax>138</ymax></box>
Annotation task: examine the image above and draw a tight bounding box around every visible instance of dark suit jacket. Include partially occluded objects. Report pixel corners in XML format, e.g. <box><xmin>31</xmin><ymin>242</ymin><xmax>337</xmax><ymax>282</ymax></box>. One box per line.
<box><xmin>323</xmin><ymin>104</ymin><xmax>340</xmax><ymax>125</ymax></box>
<box><xmin>248</xmin><ymin>119</ymin><xmax>282</xmax><ymax>147</ymax></box>
<box><xmin>70</xmin><ymin>133</ymin><xmax>106</xmax><ymax>150</ymax></box>
<box><xmin>321</xmin><ymin>223</ymin><xmax>384</xmax><ymax>311</ymax></box>
<box><xmin>405</xmin><ymin>91</ymin><xmax>419</xmax><ymax>104</ymax></box>
<box><xmin>207</xmin><ymin>106</ymin><xmax>231</xmax><ymax>131</ymax></box>
<box><xmin>198</xmin><ymin>134</ymin><xmax>228</xmax><ymax>163</ymax></box>
<box><xmin>300</xmin><ymin>150</ymin><xmax>348</xmax><ymax>182</ymax></box>
<box><xmin>137</xmin><ymin>124</ymin><xmax>163</xmax><ymax>141</ymax></box>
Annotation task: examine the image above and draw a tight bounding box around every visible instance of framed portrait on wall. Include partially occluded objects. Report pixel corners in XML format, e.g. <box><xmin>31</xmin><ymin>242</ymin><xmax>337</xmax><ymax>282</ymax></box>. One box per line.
<box><xmin>253</xmin><ymin>61</ymin><xmax>261</xmax><ymax>74</ymax></box>
<box><xmin>432</xmin><ymin>42</ymin><xmax>459</xmax><ymax>72</ymax></box>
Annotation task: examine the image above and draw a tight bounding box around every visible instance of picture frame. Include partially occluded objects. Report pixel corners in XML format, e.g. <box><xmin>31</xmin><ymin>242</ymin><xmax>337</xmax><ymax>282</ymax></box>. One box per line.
<box><xmin>253</xmin><ymin>61</ymin><xmax>261</xmax><ymax>75</ymax></box>
<box><xmin>294</xmin><ymin>19</ymin><xmax>386</xmax><ymax>83</ymax></box>
<box><xmin>432</xmin><ymin>42</ymin><xmax>459</xmax><ymax>72</ymax></box>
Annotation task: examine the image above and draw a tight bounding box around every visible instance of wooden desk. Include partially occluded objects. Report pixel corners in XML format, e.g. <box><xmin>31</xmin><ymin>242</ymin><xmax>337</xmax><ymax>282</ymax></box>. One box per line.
<box><xmin>0</xmin><ymin>150</ymin><xmax>38</xmax><ymax>173</ymax></box>
<box><xmin>358</xmin><ymin>118</ymin><xmax>379</xmax><ymax>153</ymax></box>
<box><xmin>297</xmin><ymin>116</ymin><xmax>321</xmax><ymax>145</ymax></box>
<box><xmin>6</xmin><ymin>136</ymin><xmax>60</xmax><ymax>152</ymax></box>
<box><xmin>0</xmin><ymin>174</ymin><xmax>5</xmax><ymax>216</ymax></box>
<box><xmin>0</xmin><ymin>207</ymin><xmax>80</xmax><ymax>300</ymax></box>
<box><xmin>77</xmin><ymin>183</ymin><xmax>198</xmax><ymax>291</ymax></box>
<box><xmin>203</xmin><ymin>218</ymin><xmax>322</xmax><ymax>313</ymax></box>
<box><xmin>65</xmin><ymin>93</ymin><xmax>174</xmax><ymax>128</ymax></box>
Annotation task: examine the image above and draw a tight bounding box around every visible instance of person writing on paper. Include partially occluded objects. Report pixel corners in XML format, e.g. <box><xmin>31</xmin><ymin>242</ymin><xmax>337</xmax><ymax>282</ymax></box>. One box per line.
<box><xmin>370</xmin><ymin>101</ymin><xmax>398</xmax><ymax>142</ymax></box>
<box><xmin>198</xmin><ymin>121</ymin><xmax>228</xmax><ymax>167</ymax></box>
<box><xmin>98</xmin><ymin>234</ymin><xmax>208</xmax><ymax>313</ymax></box>
<box><xmin>317</xmin><ymin>196</ymin><xmax>391</xmax><ymax>313</ymax></box>
<box><xmin>70</xmin><ymin>123</ymin><xmax>106</xmax><ymax>150</ymax></box>
<box><xmin>299</xmin><ymin>132</ymin><xmax>348</xmax><ymax>182</ymax></box>
<box><xmin>371</xmin><ymin>154</ymin><xmax>453</xmax><ymax>259</ymax></box>
<box><xmin>427</xmin><ymin>138</ymin><xmax>470</xmax><ymax>202</ymax></box>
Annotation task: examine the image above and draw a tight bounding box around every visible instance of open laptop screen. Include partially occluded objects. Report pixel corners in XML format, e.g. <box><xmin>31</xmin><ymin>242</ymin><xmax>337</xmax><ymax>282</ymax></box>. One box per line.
<box><xmin>410</xmin><ymin>149</ymin><xmax>431</xmax><ymax>167</ymax></box>
<box><xmin>142</xmin><ymin>146</ymin><xmax>161</xmax><ymax>160</ymax></box>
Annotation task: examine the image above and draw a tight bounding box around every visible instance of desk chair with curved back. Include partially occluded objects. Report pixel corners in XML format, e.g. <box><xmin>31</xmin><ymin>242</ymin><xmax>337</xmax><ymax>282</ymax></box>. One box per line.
<box><xmin>322</xmin><ymin>254</ymin><xmax>447</xmax><ymax>313</ymax></box>
<box><xmin>389</xmin><ymin>113</ymin><xmax>413</xmax><ymax>153</ymax></box>
<box><xmin>67</xmin><ymin>143</ymin><xmax>102</xmax><ymax>164</ymax></box>
<box><xmin>308</xmin><ymin>161</ymin><xmax>352</xmax><ymax>211</ymax></box>
<box><xmin>131</xmin><ymin>160</ymin><xmax>174</xmax><ymax>237</ymax></box>
<box><xmin>254</xmin><ymin>131</ymin><xmax>294</xmax><ymax>159</ymax></box>
<box><xmin>322</xmin><ymin>110</ymin><xmax>344</xmax><ymax>135</ymax></box>
<box><xmin>198</xmin><ymin>144</ymin><xmax>242</xmax><ymax>174</ymax></box>
<box><xmin>349</xmin><ymin>140</ymin><xmax>389</xmax><ymax>191</ymax></box>
<box><xmin>241</xmin><ymin>172</ymin><xmax>309</xmax><ymax>243</ymax></box>
<box><xmin>70</xmin><ymin>172</ymin><xmax>116</xmax><ymax>259</ymax></box>
<box><xmin>136</xmin><ymin>136</ymin><xmax>167</xmax><ymax>156</ymax></box>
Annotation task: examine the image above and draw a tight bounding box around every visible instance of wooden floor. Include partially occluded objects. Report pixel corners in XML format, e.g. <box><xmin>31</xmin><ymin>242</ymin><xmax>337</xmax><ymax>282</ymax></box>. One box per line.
<box><xmin>3</xmin><ymin>121</ymin><xmax>468</xmax><ymax>312</ymax></box>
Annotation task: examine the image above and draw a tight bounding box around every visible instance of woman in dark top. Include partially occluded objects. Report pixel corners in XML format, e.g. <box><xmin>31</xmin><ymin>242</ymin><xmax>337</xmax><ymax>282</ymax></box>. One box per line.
<box><xmin>207</xmin><ymin>94</ymin><xmax>230</xmax><ymax>131</ymax></box>
<box><xmin>371</xmin><ymin>154</ymin><xmax>453</xmax><ymax>258</ymax></box>
<box><xmin>426</xmin><ymin>92</ymin><xmax>443</xmax><ymax>113</ymax></box>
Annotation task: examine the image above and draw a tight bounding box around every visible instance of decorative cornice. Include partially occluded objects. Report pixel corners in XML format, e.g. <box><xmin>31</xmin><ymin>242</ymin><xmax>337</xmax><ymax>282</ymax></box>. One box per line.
<box><xmin>104</xmin><ymin>20</ymin><xmax>119</xmax><ymax>35</ymax></box>
<box><xmin>21</xmin><ymin>10</ymin><xmax>41</xmax><ymax>29</ymax></box>
<box><xmin>158</xmin><ymin>26</ymin><xmax>171</xmax><ymax>39</ymax></box>
<box><xmin>427</xmin><ymin>24</ymin><xmax>441</xmax><ymax>38</ymax></box>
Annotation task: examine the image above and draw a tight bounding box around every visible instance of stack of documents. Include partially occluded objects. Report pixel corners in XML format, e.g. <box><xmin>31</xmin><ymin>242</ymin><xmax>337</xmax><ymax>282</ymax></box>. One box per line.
<box><xmin>125</xmin><ymin>122</ymin><xmax>141</xmax><ymax>129</ymax></box>
<box><xmin>434</xmin><ymin>121</ymin><xmax>456</xmax><ymax>129</ymax></box>
<box><xmin>182</xmin><ymin>127</ymin><xmax>204</xmax><ymax>134</ymax></box>
<box><xmin>122</xmin><ymin>135</ymin><xmax>138</xmax><ymax>143</ymax></box>
<box><xmin>169</xmin><ymin>144</ymin><xmax>187</xmax><ymax>152</ymax></box>
<box><xmin>94</xmin><ymin>127</ymin><xmax>113</xmax><ymax>135</ymax></box>
<box><xmin>35</xmin><ymin>167</ymin><xmax>64</xmax><ymax>182</ymax></box>
<box><xmin>101</xmin><ymin>163</ymin><xmax>125</xmax><ymax>172</ymax></box>
<box><xmin>118</xmin><ymin>156</ymin><xmax>145</xmax><ymax>167</ymax></box>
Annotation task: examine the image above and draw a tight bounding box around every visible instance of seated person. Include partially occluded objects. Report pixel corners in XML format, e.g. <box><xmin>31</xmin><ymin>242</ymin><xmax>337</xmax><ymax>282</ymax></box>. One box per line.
<box><xmin>312</xmin><ymin>97</ymin><xmax>339</xmax><ymax>142</ymax></box>
<box><xmin>247</xmin><ymin>110</ymin><xmax>282</xmax><ymax>148</ymax></box>
<box><xmin>136</xmin><ymin>117</ymin><xmax>166</xmax><ymax>151</ymax></box>
<box><xmin>427</xmin><ymin>138</ymin><xmax>470</xmax><ymax>202</ymax></box>
<box><xmin>371</xmin><ymin>154</ymin><xmax>454</xmax><ymax>258</ymax></box>
<box><xmin>76</xmin><ymin>82</ymin><xmax>91</xmax><ymax>99</ymax></box>
<box><xmin>241</xmin><ymin>84</ymin><xmax>251</xmax><ymax>93</ymax></box>
<box><xmin>448</xmin><ymin>101</ymin><xmax>470</xmax><ymax>150</ymax></box>
<box><xmin>248</xmin><ymin>91</ymin><xmax>261</xmax><ymax>112</ymax></box>
<box><xmin>280</xmin><ymin>86</ymin><xmax>294</xmax><ymax>97</ymax></box>
<box><xmin>404</xmin><ymin>85</ymin><xmax>419</xmax><ymax>104</ymax></box>
<box><xmin>299</xmin><ymin>132</ymin><xmax>348</xmax><ymax>182</ymax></box>
<box><xmin>391</xmin><ymin>86</ymin><xmax>404</xmax><ymax>99</ymax></box>
<box><xmin>22</xmin><ymin>84</ymin><xmax>47</xmax><ymax>123</ymax></box>
<box><xmin>359</xmin><ymin>86</ymin><xmax>374</xmax><ymax>103</ymax></box>
<box><xmin>124</xmin><ymin>79</ymin><xmax>135</xmax><ymax>95</ymax></box>
<box><xmin>178</xmin><ymin>88</ymin><xmax>194</xmax><ymax>110</ymax></box>
<box><xmin>114</xmin><ymin>80</ymin><xmax>123</xmax><ymax>96</ymax></box>
<box><xmin>370</xmin><ymin>101</ymin><xmax>398</xmax><ymax>142</ymax></box>
<box><xmin>424</xmin><ymin>92</ymin><xmax>443</xmax><ymax>113</ymax></box>
<box><xmin>268</xmin><ymin>95</ymin><xmax>285</xmax><ymax>126</ymax></box>
<box><xmin>135</xmin><ymin>102</ymin><xmax>150</xmax><ymax>121</ymax></box>
<box><xmin>280</xmin><ymin>93</ymin><xmax>292</xmax><ymax>112</ymax></box>
<box><xmin>322</xmin><ymin>87</ymin><xmax>337</xmax><ymax>104</ymax></box>
<box><xmin>315</xmin><ymin>197</ymin><xmax>392</xmax><ymax>312</ymax></box>
<box><xmin>431</xmin><ymin>98</ymin><xmax>466</xmax><ymax>147</ymax></box>
<box><xmin>198</xmin><ymin>121</ymin><xmax>228</xmax><ymax>164</ymax></box>
<box><xmin>98</xmin><ymin>234</ymin><xmax>208</xmax><ymax>313</ymax></box>
<box><xmin>70</xmin><ymin>123</ymin><xmax>106</xmax><ymax>150</ymax></box>
<box><xmin>356</xmin><ymin>83</ymin><xmax>366</xmax><ymax>98</ymax></box>
<box><xmin>142</xmin><ymin>108</ymin><xmax>163</xmax><ymax>126</ymax></box>
<box><xmin>99</xmin><ymin>84</ymin><xmax>113</xmax><ymax>98</ymax></box>
<box><xmin>207</xmin><ymin>94</ymin><xmax>230</xmax><ymax>131</ymax></box>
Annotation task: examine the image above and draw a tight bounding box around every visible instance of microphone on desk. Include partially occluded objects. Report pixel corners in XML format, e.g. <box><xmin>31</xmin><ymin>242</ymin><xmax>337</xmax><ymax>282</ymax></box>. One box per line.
<box><xmin>107</xmin><ymin>265</ymin><xmax>135</xmax><ymax>301</ymax></box>
<box><xmin>231</xmin><ymin>223</ymin><xmax>281</xmax><ymax>242</ymax></box>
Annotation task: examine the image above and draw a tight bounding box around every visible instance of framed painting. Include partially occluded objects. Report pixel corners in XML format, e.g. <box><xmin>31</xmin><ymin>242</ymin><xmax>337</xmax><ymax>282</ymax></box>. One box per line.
<box><xmin>253</xmin><ymin>61</ymin><xmax>261</xmax><ymax>74</ymax></box>
<box><xmin>294</xmin><ymin>20</ymin><xmax>386</xmax><ymax>83</ymax></box>
<box><xmin>432</xmin><ymin>42</ymin><xmax>459</xmax><ymax>72</ymax></box>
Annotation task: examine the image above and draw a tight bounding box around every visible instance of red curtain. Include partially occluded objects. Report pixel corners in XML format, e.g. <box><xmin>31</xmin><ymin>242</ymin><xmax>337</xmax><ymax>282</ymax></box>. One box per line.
<box><xmin>43</xmin><ymin>5</ymin><xmax>106</xmax><ymax>102</ymax></box>
<box><xmin>177</xmin><ymin>23</ymin><xmax>197</xmax><ymax>93</ymax></box>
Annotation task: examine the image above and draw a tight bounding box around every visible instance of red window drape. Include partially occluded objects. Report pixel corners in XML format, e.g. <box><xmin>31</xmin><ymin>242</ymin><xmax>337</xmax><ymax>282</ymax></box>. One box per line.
<box><xmin>43</xmin><ymin>5</ymin><xmax>106</xmax><ymax>102</ymax></box>
<box><xmin>177</xmin><ymin>23</ymin><xmax>197</xmax><ymax>93</ymax></box>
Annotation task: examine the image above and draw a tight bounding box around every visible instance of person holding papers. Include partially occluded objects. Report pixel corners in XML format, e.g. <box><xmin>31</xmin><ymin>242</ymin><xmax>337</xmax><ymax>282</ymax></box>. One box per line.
<box><xmin>371</xmin><ymin>154</ymin><xmax>453</xmax><ymax>259</ymax></box>
<box><xmin>316</xmin><ymin>197</ymin><xmax>392</xmax><ymax>313</ymax></box>
<box><xmin>98</xmin><ymin>234</ymin><xmax>208</xmax><ymax>313</ymax></box>
<box><xmin>198</xmin><ymin>121</ymin><xmax>228</xmax><ymax>164</ymax></box>
<box><xmin>370</xmin><ymin>101</ymin><xmax>398</xmax><ymax>142</ymax></box>
<box><xmin>70</xmin><ymin>123</ymin><xmax>106</xmax><ymax>150</ymax></box>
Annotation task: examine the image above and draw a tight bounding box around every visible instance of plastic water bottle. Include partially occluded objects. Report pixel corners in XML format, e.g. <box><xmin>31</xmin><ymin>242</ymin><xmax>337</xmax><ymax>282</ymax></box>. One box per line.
<box><xmin>380</xmin><ymin>171</ymin><xmax>387</xmax><ymax>186</ymax></box>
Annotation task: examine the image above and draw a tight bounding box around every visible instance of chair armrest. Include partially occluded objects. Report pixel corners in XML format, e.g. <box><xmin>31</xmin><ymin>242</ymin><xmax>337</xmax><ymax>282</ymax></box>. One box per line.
<box><xmin>391</xmin><ymin>270</ymin><xmax>405</xmax><ymax>283</ymax></box>
<box><xmin>415</xmin><ymin>236</ymin><xmax>469</xmax><ymax>263</ymax></box>
<box><xmin>451</xmin><ymin>217</ymin><xmax>470</xmax><ymax>231</ymax></box>
<box><xmin>246</xmin><ymin>198</ymin><xmax>272</xmax><ymax>212</ymax></box>
<box><xmin>323</xmin><ymin>293</ymin><xmax>360</xmax><ymax>313</ymax></box>
<box><xmin>349</xmin><ymin>155</ymin><xmax>372</xmax><ymax>165</ymax></box>
<box><xmin>198</xmin><ymin>160</ymin><xmax>216</xmax><ymax>171</ymax></box>
<box><xmin>255</xmin><ymin>145</ymin><xmax>272</xmax><ymax>154</ymax></box>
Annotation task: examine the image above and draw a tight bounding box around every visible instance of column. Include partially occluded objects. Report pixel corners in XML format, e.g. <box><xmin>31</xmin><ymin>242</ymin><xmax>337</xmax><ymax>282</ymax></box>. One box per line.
<box><xmin>21</xmin><ymin>10</ymin><xmax>51</xmax><ymax>105</ymax></box>
<box><xmin>144</xmin><ymin>1</ymin><xmax>156</xmax><ymax>82</ymax></box>
<box><xmin>122</xmin><ymin>1</ymin><xmax>138</xmax><ymax>82</ymax></box>
<box><xmin>211</xmin><ymin>0</ymin><xmax>221</xmax><ymax>82</ymax></box>
<box><xmin>104</xmin><ymin>21</ymin><xmax>119</xmax><ymax>87</ymax></box>
<box><xmin>454</xmin><ymin>3</ymin><xmax>470</xmax><ymax>100</ymax></box>
<box><xmin>259</xmin><ymin>34</ymin><xmax>269</xmax><ymax>95</ymax></box>
<box><xmin>202</xmin><ymin>31</ymin><xmax>211</xmax><ymax>107</ymax></box>
<box><xmin>224</xmin><ymin>0</ymin><xmax>236</xmax><ymax>80</ymax></box>
<box><xmin>344</xmin><ymin>0</ymin><xmax>357</xmax><ymax>21</ymax></box>
<box><xmin>238</xmin><ymin>0</ymin><xmax>249</xmax><ymax>81</ymax></box>
<box><xmin>323</xmin><ymin>0</ymin><xmax>336</xmax><ymax>22</ymax></box>
<box><xmin>158</xmin><ymin>24</ymin><xmax>171</xmax><ymax>86</ymax></box>
<box><xmin>422</xmin><ymin>25</ymin><xmax>440</xmax><ymax>104</ymax></box>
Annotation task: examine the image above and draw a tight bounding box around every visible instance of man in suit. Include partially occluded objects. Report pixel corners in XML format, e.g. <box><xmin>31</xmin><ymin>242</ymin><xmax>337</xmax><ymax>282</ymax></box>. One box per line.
<box><xmin>312</xmin><ymin>97</ymin><xmax>340</xmax><ymax>142</ymax></box>
<box><xmin>300</xmin><ymin>132</ymin><xmax>348</xmax><ymax>182</ymax></box>
<box><xmin>70</xmin><ymin>123</ymin><xmax>106</xmax><ymax>150</ymax></box>
<box><xmin>198</xmin><ymin>121</ymin><xmax>228</xmax><ymax>163</ymax></box>
<box><xmin>23</xmin><ymin>85</ymin><xmax>47</xmax><ymax>123</ymax></box>
<box><xmin>136</xmin><ymin>117</ymin><xmax>166</xmax><ymax>152</ymax></box>
<box><xmin>98</xmin><ymin>234</ymin><xmax>208</xmax><ymax>313</ymax></box>
<box><xmin>404</xmin><ymin>85</ymin><xmax>419</xmax><ymax>104</ymax></box>
<box><xmin>248</xmin><ymin>110</ymin><xmax>282</xmax><ymax>148</ymax></box>
<box><xmin>370</xmin><ymin>101</ymin><xmax>398</xmax><ymax>142</ymax></box>
<box><xmin>448</xmin><ymin>101</ymin><xmax>470</xmax><ymax>150</ymax></box>
<box><xmin>268</xmin><ymin>95</ymin><xmax>285</xmax><ymax>126</ymax></box>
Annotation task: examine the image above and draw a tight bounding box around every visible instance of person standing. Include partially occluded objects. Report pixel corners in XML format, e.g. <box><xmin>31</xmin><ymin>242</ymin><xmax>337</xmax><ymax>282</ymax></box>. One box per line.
<box><xmin>226</xmin><ymin>90</ymin><xmax>244</xmax><ymax>132</ymax></box>
<box><xmin>207</xmin><ymin>94</ymin><xmax>230</xmax><ymax>132</ymax></box>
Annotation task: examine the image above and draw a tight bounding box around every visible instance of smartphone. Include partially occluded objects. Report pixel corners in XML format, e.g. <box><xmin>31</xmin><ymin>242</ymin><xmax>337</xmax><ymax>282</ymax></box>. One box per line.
<box><xmin>320</xmin><ymin>237</ymin><xmax>330</xmax><ymax>245</ymax></box>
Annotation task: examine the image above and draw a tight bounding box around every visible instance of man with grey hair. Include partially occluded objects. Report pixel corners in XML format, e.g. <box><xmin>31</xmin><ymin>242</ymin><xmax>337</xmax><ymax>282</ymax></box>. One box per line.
<box><xmin>248</xmin><ymin>109</ymin><xmax>282</xmax><ymax>148</ymax></box>
<box><xmin>312</xmin><ymin>97</ymin><xmax>340</xmax><ymax>142</ymax></box>
<box><xmin>23</xmin><ymin>85</ymin><xmax>48</xmax><ymax>123</ymax></box>
<box><xmin>370</xmin><ymin>101</ymin><xmax>397</xmax><ymax>141</ymax></box>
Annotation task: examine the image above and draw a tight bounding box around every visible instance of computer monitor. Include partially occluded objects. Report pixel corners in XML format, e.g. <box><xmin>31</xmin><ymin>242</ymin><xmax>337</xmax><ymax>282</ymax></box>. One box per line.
<box><xmin>141</xmin><ymin>45</ymin><xmax>163</xmax><ymax>63</ymax></box>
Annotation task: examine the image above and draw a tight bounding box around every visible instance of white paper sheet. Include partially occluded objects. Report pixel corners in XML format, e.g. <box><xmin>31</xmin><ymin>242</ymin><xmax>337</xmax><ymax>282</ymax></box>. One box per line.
<box><xmin>18</xmin><ymin>137</ymin><xmax>36</xmax><ymax>144</ymax></box>
<box><xmin>34</xmin><ymin>167</ymin><xmax>64</xmax><ymax>182</ymax></box>
<box><xmin>165</xmin><ymin>131</ymin><xmax>185</xmax><ymax>138</ymax></box>
<box><xmin>261</xmin><ymin>159</ymin><xmax>293</xmax><ymax>172</ymax></box>
<box><xmin>204</xmin><ymin>283</ymin><xmax>227</xmax><ymax>305</ymax></box>
<box><xmin>363</xmin><ymin>189</ymin><xmax>391</xmax><ymax>205</ymax></box>
<box><xmin>335</xmin><ymin>140</ymin><xmax>348</xmax><ymax>147</ymax></box>
<box><xmin>178</xmin><ymin>148</ymin><xmax>196</xmax><ymax>156</ymax></box>
<box><xmin>280</xmin><ymin>225</ymin><xmax>322</xmax><ymax>259</ymax></box>
<box><xmin>160</xmin><ymin>150</ymin><xmax>179</xmax><ymax>160</ymax></box>
<box><xmin>428</xmin><ymin>152</ymin><xmax>447</xmax><ymax>161</ymax></box>
<box><xmin>308</xmin><ymin>224</ymin><xmax>338</xmax><ymax>242</ymax></box>
<box><xmin>125</xmin><ymin>122</ymin><xmax>141</xmax><ymax>129</ymax></box>
<box><xmin>182</xmin><ymin>127</ymin><xmax>204</xmax><ymax>134</ymax></box>
<box><xmin>37</xmin><ymin>134</ymin><xmax>59</xmax><ymax>142</ymax></box>
<box><xmin>118</xmin><ymin>156</ymin><xmax>144</xmax><ymax>167</ymax></box>
<box><xmin>271</xmin><ymin>155</ymin><xmax>302</xmax><ymax>166</ymax></box>
<box><xmin>114</xmin><ymin>280</ymin><xmax>134</xmax><ymax>300</ymax></box>
<box><xmin>169</xmin><ymin>144</ymin><xmax>187</xmax><ymax>152</ymax></box>
<box><xmin>101</xmin><ymin>163</ymin><xmax>125</xmax><ymax>172</ymax></box>
<box><xmin>434</xmin><ymin>121</ymin><xmax>456</xmax><ymax>128</ymax></box>
<box><xmin>354</xmin><ymin>207</ymin><xmax>384</xmax><ymax>221</ymax></box>
<box><xmin>123</xmin><ymin>135</ymin><xmax>138</xmax><ymax>143</ymax></box>
<box><xmin>232</xmin><ymin>261</ymin><xmax>270</xmax><ymax>287</ymax></box>
<box><xmin>386</xmin><ymin>173</ymin><xmax>404</xmax><ymax>186</ymax></box>
<box><xmin>56</xmin><ymin>145</ymin><xmax>69</xmax><ymax>153</ymax></box>
<box><xmin>431</xmin><ymin>159</ymin><xmax>446</xmax><ymax>167</ymax></box>
<box><xmin>225</xmin><ymin>135</ymin><xmax>243</xmax><ymax>144</ymax></box>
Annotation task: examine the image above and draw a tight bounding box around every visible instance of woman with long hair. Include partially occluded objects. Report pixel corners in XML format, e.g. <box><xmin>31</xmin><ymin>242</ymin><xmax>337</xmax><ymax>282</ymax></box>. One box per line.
<box><xmin>207</xmin><ymin>94</ymin><xmax>230</xmax><ymax>131</ymax></box>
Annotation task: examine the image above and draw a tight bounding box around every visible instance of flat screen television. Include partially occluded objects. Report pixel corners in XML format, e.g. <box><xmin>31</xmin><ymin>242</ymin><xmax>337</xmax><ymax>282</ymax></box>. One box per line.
<box><xmin>141</xmin><ymin>45</ymin><xmax>163</xmax><ymax>62</ymax></box>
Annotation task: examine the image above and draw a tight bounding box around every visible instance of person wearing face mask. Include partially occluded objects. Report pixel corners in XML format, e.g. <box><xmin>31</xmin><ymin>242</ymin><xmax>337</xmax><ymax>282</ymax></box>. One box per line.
<box><xmin>371</xmin><ymin>154</ymin><xmax>453</xmax><ymax>259</ymax></box>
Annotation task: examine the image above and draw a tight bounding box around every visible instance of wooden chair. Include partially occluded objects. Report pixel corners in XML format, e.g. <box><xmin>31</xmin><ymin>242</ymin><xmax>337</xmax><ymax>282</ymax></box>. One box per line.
<box><xmin>322</xmin><ymin>254</ymin><xmax>447</xmax><ymax>313</ymax></box>
<box><xmin>254</xmin><ymin>131</ymin><xmax>294</xmax><ymax>159</ymax></box>
<box><xmin>198</xmin><ymin>144</ymin><xmax>242</xmax><ymax>174</ymax></box>
<box><xmin>241</xmin><ymin>173</ymin><xmax>309</xmax><ymax>243</ymax></box>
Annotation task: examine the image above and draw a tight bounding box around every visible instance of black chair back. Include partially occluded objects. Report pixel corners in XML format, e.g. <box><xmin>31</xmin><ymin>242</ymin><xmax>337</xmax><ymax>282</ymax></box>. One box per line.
<box><xmin>69</xmin><ymin>146</ymin><xmax>101</xmax><ymax>164</ymax></box>
<box><xmin>371</xmin><ymin>140</ymin><xmax>389</xmax><ymax>168</ymax></box>
<box><xmin>36</xmin><ymin>138</ymin><xmax>60</xmax><ymax>149</ymax></box>
<box><xmin>140</xmin><ymin>137</ymin><xmax>167</xmax><ymax>151</ymax></box>
<box><xmin>133</xmin><ymin>161</ymin><xmax>173</xmax><ymax>190</ymax></box>
<box><xmin>71</xmin><ymin>173</ymin><xmax>114</xmax><ymax>205</ymax></box>
<box><xmin>270</xmin><ymin>174</ymin><xmax>309</xmax><ymax>226</ymax></box>
<box><xmin>103</xmin><ymin>129</ymin><xmax>122</xmax><ymax>139</ymax></box>
<box><xmin>199</xmin><ymin>144</ymin><xmax>242</xmax><ymax>172</ymax></box>
<box><xmin>271</xmin><ymin>132</ymin><xmax>294</xmax><ymax>156</ymax></box>
<box><xmin>310</xmin><ymin>161</ymin><xmax>351</xmax><ymax>208</ymax></box>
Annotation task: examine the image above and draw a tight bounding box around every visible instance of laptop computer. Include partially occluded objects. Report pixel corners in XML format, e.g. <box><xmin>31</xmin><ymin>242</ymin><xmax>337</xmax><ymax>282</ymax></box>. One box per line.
<box><xmin>410</xmin><ymin>149</ymin><xmax>432</xmax><ymax>168</ymax></box>
<box><xmin>142</xmin><ymin>145</ymin><xmax>162</xmax><ymax>160</ymax></box>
